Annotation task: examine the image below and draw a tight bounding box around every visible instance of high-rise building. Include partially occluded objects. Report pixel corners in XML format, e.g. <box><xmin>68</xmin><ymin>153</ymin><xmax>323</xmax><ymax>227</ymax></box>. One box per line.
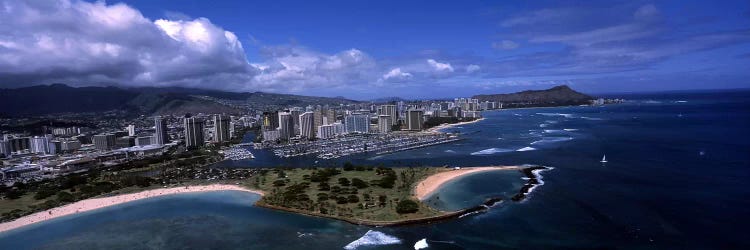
<box><xmin>154</xmin><ymin>116</ymin><xmax>169</xmax><ymax>145</ymax></box>
<box><xmin>299</xmin><ymin>112</ymin><xmax>315</xmax><ymax>139</ymax></box>
<box><xmin>344</xmin><ymin>114</ymin><xmax>369</xmax><ymax>133</ymax></box>
<box><xmin>184</xmin><ymin>116</ymin><xmax>205</xmax><ymax>149</ymax></box>
<box><xmin>30</xmin><ymin>136</ymin><xmax>49</xmax><ymax>154</ymax></box>
<box><xmin>407</xmin><ymin>110</ymin><xmax>425</xmax><ymax>131</ymax></box>
<box><xmin>262</xmin><ymin>111</ymin><xmax>279</xmax><ymax>131</ymax></box>
<box><xmin>48</xmin><ymin>140</ymin><xmax>61</xmax><ymax>155</ymax></box>
<box><xmin>0</xmin><ymin>140</ymin><xmax>11</xmax><ymax>157</ymax></box>
<box><xmin>378</xmin><ymin>105</ymin><xmax>398</xmax><ymax>125</ymax></box>
<box><xmin>126</xmin><ymin>125</ymin><xmax>136</xmax><ymax>136</ymax></box>
<box><xmin>115</xmin><ymin>136</ymin><xmax>136</xmax><ymax>149</ymax></box>
<box><xmin>323</xmin><ymin>108</ymin><xmax>336</xmax><ymax>125</ymax></box>
<box><xmin>290</xmin><ymin>108</ymin><xmax>302</xmax><ymax>135</ymax></box>
<box><xmin>213</xmin><ymin>115</ymin><xmax>231</xmax><ymax>143</ymax></box>
<box><xmin>317</xmin><ymin>124</ymin><xmax>335</xmax><ymax>139</ymax></box>
<box><xmin>262</xmin><ymin>130</ymin><xmax>280</xmax><ymax>142</ymax></box>
<box><xmin>93</xmin><ymin>134</ymin><xmax>116</xmax><ymax>151</ymax></box>
<box><xmin>332</xmin><ymin>122</ymin><xmax>346</xmax><ymax>135</ymax></box>
<box><xmin>313</xmin><ymin>109</ymin><xmax>323</xmax><ymax>129</ymax></box>
<box><xmin>378</xmin><ymin>115</ymin><xmax>392</xmax><ymax>134</ymax></box>
<box><xmin>9</xmin><ymin>137</ymin><xmax>30</xmax><ymax>153</ymax></box>
<box><xmin>278</xmin><ymin>112</ymin><xmax>294</xmax><ymax>141</ymax></box>
<box><xmin>135</xmin><ymin>136</ymin><xmax>153</xmax><ymax>147</ymax></box>
<box><xmin>60</xmin><ymin>140</ymin><xmax>81</xmax><ymax>152</ymax></box>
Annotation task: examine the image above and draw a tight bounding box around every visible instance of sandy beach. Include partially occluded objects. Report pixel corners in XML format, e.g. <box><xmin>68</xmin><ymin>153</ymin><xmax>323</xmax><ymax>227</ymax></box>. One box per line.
<box><xmin>0</xmin><ymin>184</ymin><xmax>263</xmax><ymax>233</ymax></box>
<box><xmin>414</xmin><ymin>166</ymin><xmax>520</xmax><ymax>200</ymax></box>
<box><xmin>426</xmin><ymin>117</ymin><xmax>485</xmax><ymax>133</ymax></box>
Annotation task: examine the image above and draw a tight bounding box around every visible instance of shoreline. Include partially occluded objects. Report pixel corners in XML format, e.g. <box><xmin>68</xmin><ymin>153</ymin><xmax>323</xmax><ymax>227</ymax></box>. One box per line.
<box><xmin>0</xmin><ymin>184</ymin><xmax>264</xmax><ymax>234</ymax></box>
<box><xmin>414</xmin><ymin>166</ymin><xmax>521</xmax><ymax>200</ymax></box>
<box><xmin>426</xmin><ymin>117</ymin><xmax>486</xmax><ymax>133</ymax></box>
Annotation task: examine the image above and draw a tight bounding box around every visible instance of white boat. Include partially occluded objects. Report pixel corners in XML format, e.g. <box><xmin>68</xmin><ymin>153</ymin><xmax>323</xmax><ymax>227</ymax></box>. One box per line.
<box><xmin>600</xmin><ymin>155</ymin><xmax>607</xmax><ymax>163</ymax></box>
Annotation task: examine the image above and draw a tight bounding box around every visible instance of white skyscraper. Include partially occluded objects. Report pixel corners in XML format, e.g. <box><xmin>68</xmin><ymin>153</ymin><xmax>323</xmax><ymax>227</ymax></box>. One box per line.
<box><xmin>213</xmin><ymin>114</ymin><xmax>231</xmax><ymax>143</ymax></box>
<box><xmin>344</xmin><ymin>114</ymin><xmax>369</xmax><ymax>133</ymax></box>
<box><xmin>378</xmin><ymin>115</ymin><xmax>392</xmax><ymax>133</ymax></box>
<box><xmin>154</xmin><ymin>116</ymin><xmax>169</xmax><ymax>145</ymax></box>
<box><xmin>184</xmin><ymin>116</ymin><xmax>205</xmax><ymax>149</ymax></box>
<box><xmin>126</xmin><ymin>125</ymin><xmax>135</xmax><ymax>136</ymax></box>
<box><xmin>299</xmin><ymin>112</ymin><xmax>315</xmax><ymax>139</ymax></box>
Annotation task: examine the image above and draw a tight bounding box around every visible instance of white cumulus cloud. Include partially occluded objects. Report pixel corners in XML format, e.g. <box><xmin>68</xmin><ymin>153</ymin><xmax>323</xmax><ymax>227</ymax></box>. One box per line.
<box><xmin>426</xmin><ymin>59</ymin><xmax>454</xmax><ymax>72</ymax></box>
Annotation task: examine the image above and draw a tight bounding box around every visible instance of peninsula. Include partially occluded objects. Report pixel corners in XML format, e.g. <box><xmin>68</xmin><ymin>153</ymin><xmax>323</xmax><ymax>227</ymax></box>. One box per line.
<box><xmin>0</xmin><ymin>165</ymin><xmax>549</xmax><ymax>232</ymax></box>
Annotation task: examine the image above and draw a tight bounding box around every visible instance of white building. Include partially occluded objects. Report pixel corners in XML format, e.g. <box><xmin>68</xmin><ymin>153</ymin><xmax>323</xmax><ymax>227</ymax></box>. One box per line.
<box><xmin>30</xmin><ymin>136</ymin><xmax>49</xmax><ymax>154</ymax></box>
<box><xmin>344</xmin><ymin>114</ymin><xmax>369</xmax><ymax>133</ymax></box>
<box><xmin>317</xmin><ymin>124</ymin><xmax>335</xmax><ymax>139</ymax></box>
<box><xmin>262</xmin><ymin>129</ymin><xmax>280</xmax><ymax>142</ymax></box>
<box><xmin>126</xmin><ymin>125</ymin><xmax>136</xmax><ymax>136</ymax></box>
<box><xmin>406</xmin><ymin>110</ymin><xmax>425</xmax><ymax>131</ymax></box>
<box><xmin>299</xmin><ymin>112</ymin><xmax>315</xmax><ymax>139</ymax></box>
<box><xmin>378</xmin><ymin>115</ymin><xmax>392</xmax><ymax>133</ymax></box>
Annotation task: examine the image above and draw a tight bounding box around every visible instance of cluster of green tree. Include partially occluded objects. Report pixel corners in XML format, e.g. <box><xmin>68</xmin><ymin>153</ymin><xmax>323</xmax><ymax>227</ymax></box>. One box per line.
<box><xmin>372</xmin><ymin>168</ymin><xmax>397</xmax><ymax>188</ymax></box>
<box><xmin>422</xmin><ymin>117</ymin><xmax>477</xmax><ymax>129</ymax></box>
<box><xmin>396</xmin><ymin>200</ymin><xmax>419</xmax><ymax>214</ymax></box>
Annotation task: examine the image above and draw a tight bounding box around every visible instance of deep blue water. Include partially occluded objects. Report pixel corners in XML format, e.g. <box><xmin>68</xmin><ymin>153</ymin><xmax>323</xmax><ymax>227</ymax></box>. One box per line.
<box><xmin>1</xmin><ymin>90</ymin><xmax>749</xmax><ymax>249</ymax></box>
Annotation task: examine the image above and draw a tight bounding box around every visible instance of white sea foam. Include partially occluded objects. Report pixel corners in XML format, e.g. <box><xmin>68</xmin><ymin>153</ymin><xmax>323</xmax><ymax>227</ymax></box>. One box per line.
<box><xmin>579</xmin><ymin>116</ymin><xmax>603</xmax><ymax>121</ymax></box>
<box><xmin>543</xmin><ymin>129</ymin><xmax>564</xmax><ymax>133</ymax></box>
<box><xmin>471</xmin><ymin>148</ymin><xmax>513</xmax><ymax>155</ymax></box>
<box><xmin>530</xmin><ymin>137</ymin><xmax>573</xmax><ymax>145</ymax></box>
<box><xmin>539</xmin><ymin>123</ymin><xmax>549</xmax><ymax>128</ymax></box>
<box><xmin>414</xmin><ymin>239</ymin><xmax>429</xmax><ymax>250</ymax></box>
<box><xmin>537</xmin><ymin>113</ymin><xmax>573</xmax><ymax>118</ymax></box>
<box><xmin>444</xmin><ymin>150</ymin><xmax>456</xmax><ymax>153</ymax></box>
<box><xmin>344</xmin><ymin>230</ymin><xmax>401</xmax><ymax>250</ymax></box>
<box><xmin>517</xmin><ymin>147</ymin><xmax>536</xmax><ymax>152</ymax></box>
<box><xmin>563</xmin><ymin>128</ymin><xmax>578</xmax><ymax>132</ymax></box>
<box><xmin>525</xmin><ymin>167</ymin><xmax>554</xmax><ymax>195</ymax></box>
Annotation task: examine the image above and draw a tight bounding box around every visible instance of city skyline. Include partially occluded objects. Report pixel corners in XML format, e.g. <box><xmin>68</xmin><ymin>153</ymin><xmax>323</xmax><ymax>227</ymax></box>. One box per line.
<box><xmin>0</xmin><ymin>0</ymin><xmax>749</xmax><ymax>100</ymax></box>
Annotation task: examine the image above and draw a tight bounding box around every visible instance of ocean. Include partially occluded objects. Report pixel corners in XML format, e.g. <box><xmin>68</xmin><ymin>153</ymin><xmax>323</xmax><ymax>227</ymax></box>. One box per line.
<box><xmin>1</xmin><ymin>90</ymin><xmax>748</xmax><ymax>249</ymax></box>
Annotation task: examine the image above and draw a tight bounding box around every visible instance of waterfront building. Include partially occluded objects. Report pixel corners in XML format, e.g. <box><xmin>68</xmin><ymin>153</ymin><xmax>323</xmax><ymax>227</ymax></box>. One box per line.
<box><xmin>278</xmin><ymin>112</ymin><xmax>294</xmax><ymax>141</ymax></box>
<box><xmin>262</xmin><ymin>129</ymin><xmax>280</xmax><ymax>142</ymax></box>
<box><xmin>48</xmin><ymin>140</ymin><xmax>61</xmax><ymax>155</ymax></box>
<box><xmin>135</xmin><ymin>136</ymin><xmax>154</xmax><ymax>147</ymax></box>
<box><xmin>344</xmin><ymin>114</ymin><xmax>369</xmax><ymax>133</ymax></box>
<box><xmin>93</xmin><ymin>134</ymin><xmax>116</xmax><ymax>151</ymax></box>
<box><xmin>299</xmin><ymin>112</ymin><xmax>315</xmax><ymax>139</ymax></box>
<box><xmin>115</xmin><ymin>136</ymin><xmax>136</xmax><ymax>149</ymax></box>
<box><xmin>213</xmin><ymin>114</ymin><xmax>231</xmax><ymax>143</ymax></box>
<box><xmin>378</xmin><ymin>115</ymin><xmax>392</xmax><ymax>134</ymax></box>
<box><xmin>184</xmin><ymin>116</ymin><xmax>205</xmax><ymax>149</ymax></box>
<box><xmin>126</xmin><ymin>125</ymin><xmax>135</xmax><ymax>136</ymax></box>
<box><xmin>313</xmin><ymin>109</ymin><xmax>323</xmax><ymax>129</ymax></box>
<box><xmin>0</xmin><ymin>140</ymin><xmax>11</xmax><ymax>157</ymax></box>
<box><xmin>262</xmin><ymin>111</ymin><xmax>279</xmax><ymax>131</ymax></box>
<box><xmin>30</xmin><ymin>136</ymin><xmax>49</xmax><ymax>154</ymax></box>
<box><xmin>407</xmin><ymin>110</ymin><xmax>425</xmax><ymax>131</ymax></box>
<box><xmin>60</xmin><ymin>140</ymin><xmax>81</xmax><ymax>152</ymax></box>
<box><xmin>154</xmin><ymin>116</ymin><xmax>169</xmax><ymax>145</ymax></box>
<box><xmin>317</xmin><ymin>124</ymin><xmax>335</xmax><ymax>139</ymax></box>
<box><xmin>332</xmin><ymin>122</ymin><xmax>346</xmax><ymax>135</ymax></box>
<box><xmin>378</xmin><ymin>105</ymin><xmax>398</xmax><ymax>126</ymax></box>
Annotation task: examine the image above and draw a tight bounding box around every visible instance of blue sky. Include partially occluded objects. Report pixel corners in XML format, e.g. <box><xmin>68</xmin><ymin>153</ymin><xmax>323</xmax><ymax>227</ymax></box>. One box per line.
<box><xmin>0</xmin><ymin>0</ymin><xmax>749</xmax><ymax>99</ymax></box>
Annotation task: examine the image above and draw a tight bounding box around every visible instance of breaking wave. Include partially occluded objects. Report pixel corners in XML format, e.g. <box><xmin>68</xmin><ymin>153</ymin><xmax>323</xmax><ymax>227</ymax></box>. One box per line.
<box><xmin>344</xmin><ymin>230</ymin><xmax>401</xmax><ymax>250</ymax></box>
<box><xmin>537</xmin><ymin>113</ymin><xmax>574</xmax><ymax>118</ymax></box>
<box><xmin>414</xmin><ymin>239</ymin><xmax>429</xmax><ymax>250</ymax></box>
<box><xmin>471</xmin><ymin>148</ymin><xmax>513</xmax><ymax>155</ymax></box>
<box><xmin>517</xmin><ymin>147</ymin><xmax>537</xmax><ymax>152</ymax></box>
<box><xmin>530</xmin><ymin>137</ymin><xmax>573</xmax><ymax>145</ymax></box>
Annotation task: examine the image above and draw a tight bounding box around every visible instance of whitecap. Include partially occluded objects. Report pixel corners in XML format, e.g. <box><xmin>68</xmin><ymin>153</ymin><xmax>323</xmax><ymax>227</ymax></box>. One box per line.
<box><xmin>471</xmin><ymin>148</ymin><xmax>513</xmax><ymax>155</ymax></box>
<box><xmin>539</xmin><ymin>123</ymin><xmax>549</xmax><ymax>128</ymax></box>
<box><xmin>414</xmin><ymin>239</ymin><xmax>429</xmax><ymax>250</ymax></box>
<box><xmin>563</xmin><ymin>129</ymin><xmax>578</xmax><ymax>132</ymax></box>
<box><xmin>344</xmin><ymin>230</ymin><xmax>401</xmax><ymax>250</ymax></box>
<box><xmin>530</xmin><ymin>137</ymin><xmax>573</xmax><ymax>145</ymax></box>
<box><xmin>444</xmin><ymin>150</ymin><xmax>456</xmax><ymax>153</ymax></box>
<box><xmin>517</xmin><ymin>147</ymin><xmax>536</xmax><ymax>152</ymax></box>
<box><xmin>536</xmin><ymin>113</ymin><xmax>573</xmax><ymax>118</ymax></box>
<box><xmin>543</xmin><ymin>129</ymin><xmax>564</xmax><ymax>133</ymax></box>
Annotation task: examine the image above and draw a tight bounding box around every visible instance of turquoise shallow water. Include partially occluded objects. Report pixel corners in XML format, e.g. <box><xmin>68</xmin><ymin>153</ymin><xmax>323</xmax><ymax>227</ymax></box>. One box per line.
<box><xmin>1</xmin><ymin>90</ymin><xmax>749</xmax><ymax>249</ymax></box>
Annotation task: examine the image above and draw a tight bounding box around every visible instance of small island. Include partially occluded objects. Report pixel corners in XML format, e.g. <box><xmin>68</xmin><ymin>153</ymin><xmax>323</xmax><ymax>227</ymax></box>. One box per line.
<box><xmin>0</xmin><ymin>164</ymin><xmax>550</xmax><ymax>232</ymax></box>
